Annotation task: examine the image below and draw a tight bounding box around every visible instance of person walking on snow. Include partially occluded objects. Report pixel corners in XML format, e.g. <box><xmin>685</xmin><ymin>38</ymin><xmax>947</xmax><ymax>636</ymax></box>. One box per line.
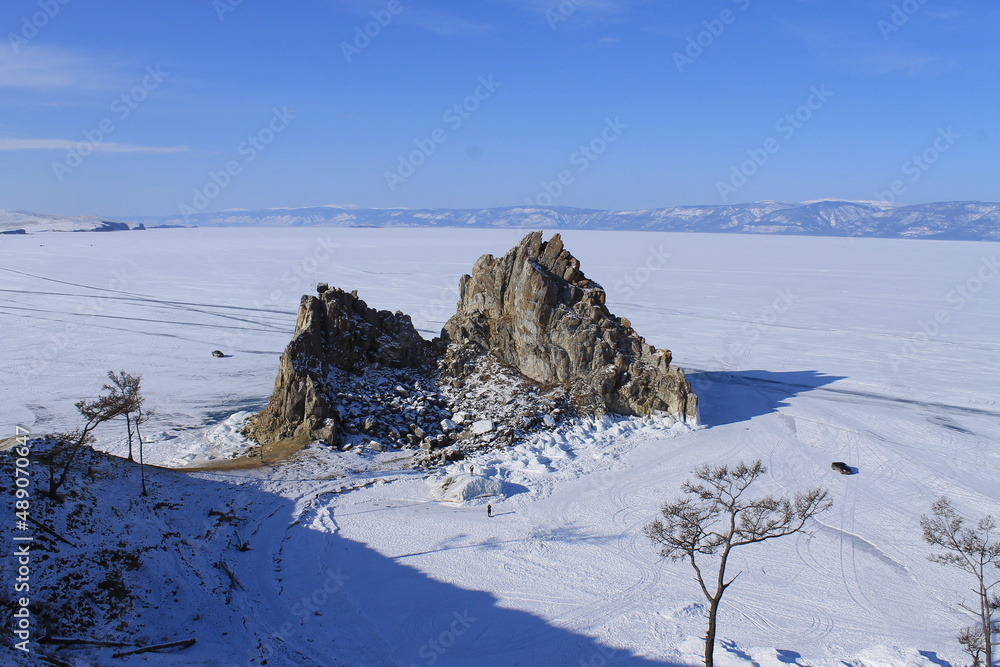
<box><xmin>487</xmin><ymin>504</ymin><xmax>492</xmax><ymax>518</ymax></box>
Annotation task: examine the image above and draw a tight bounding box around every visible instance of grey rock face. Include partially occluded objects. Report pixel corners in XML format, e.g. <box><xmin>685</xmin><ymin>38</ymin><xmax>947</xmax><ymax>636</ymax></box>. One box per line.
<box><xmin>247</xmin><ymin>232</ymin><xmax>697</xmax><ymax>453</ymax></box>
<box><xmin>442</xmin><ymin>231</ymin><xmax>697</xmax><ymax>422</ymax></box>
<box><xmin>245</xmin><ymin>286</ymin><xmax>433</xmax><ymax>447</ymax></box>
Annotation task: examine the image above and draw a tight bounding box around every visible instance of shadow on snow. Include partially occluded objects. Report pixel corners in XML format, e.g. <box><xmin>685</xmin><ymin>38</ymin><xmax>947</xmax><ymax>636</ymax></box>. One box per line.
<box><xmin>183</xmin><ymin>471</ymin><xmax>684</xmax><ymax>666</ymax></box>
<box><xmin>686</xmin><ymin>369</ymin><xmax>847</xmax><ymax>427</ymax></box>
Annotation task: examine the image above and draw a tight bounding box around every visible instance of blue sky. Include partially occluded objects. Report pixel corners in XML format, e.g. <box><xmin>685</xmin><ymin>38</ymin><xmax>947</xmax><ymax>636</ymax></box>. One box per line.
<box><xmin>0</xmin><ymin>0</ymin><xmax>996</xmax><ymax>216</ymax></box>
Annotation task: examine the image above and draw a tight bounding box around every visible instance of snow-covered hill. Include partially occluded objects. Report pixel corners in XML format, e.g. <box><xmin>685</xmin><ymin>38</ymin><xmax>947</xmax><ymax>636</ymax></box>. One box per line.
<box><xmin>0</xmin><ymin>209</ymin><xmax>142</xmax><ymax>234</ymax></box>
<box><xmin>7</xmin><ymin>200</ymin><xmax>999</xmax><ymax>240</ymax></box>
<box><xmin>121</xmin><ymin>200</ymin><xmax>1000</xmax><ymax>241</ymax></box>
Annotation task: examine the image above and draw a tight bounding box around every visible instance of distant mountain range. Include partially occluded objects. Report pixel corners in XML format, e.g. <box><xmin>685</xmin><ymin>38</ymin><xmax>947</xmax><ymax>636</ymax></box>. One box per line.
<box><xmin>0</xmin><ymin>210</ymin><xmax>135</xmax><ymax>234</ymax></box>
<box><xmin>3</xmin><ymin>200</ymin><xmax>999</xmax><ymax>241</ymax></box>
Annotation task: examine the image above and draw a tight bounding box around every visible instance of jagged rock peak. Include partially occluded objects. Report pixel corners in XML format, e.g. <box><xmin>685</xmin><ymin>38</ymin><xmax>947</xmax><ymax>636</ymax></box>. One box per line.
<box><xmin>442</xmin><ymin>231</ymin><xmax>698</xmax><ymax>422</ymax></box>
<box><xmin>246</xmin><ymin>232</ymin><xmax>698</xmax><ymax>455</ymax></box>
<box><xmin>245</xmin><ymin>286</ymin><xmax>433</xmax><ymax>447</ymax></box>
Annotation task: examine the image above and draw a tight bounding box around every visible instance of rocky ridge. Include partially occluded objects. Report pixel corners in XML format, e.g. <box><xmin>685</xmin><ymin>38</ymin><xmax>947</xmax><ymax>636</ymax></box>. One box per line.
<box><xmin>244</xmin><ymin>284</ymin><xmax>432</xmax><ymax>450</ymax></box>
<box><xmin>246</xmin><ymin>232</ymin><xmax>696</xmax><ymax>462</ymax></box>
<box><xmin>442</xmin><ymin>231</ymin><xmax>697</xmax><ymax>421</ymax></box>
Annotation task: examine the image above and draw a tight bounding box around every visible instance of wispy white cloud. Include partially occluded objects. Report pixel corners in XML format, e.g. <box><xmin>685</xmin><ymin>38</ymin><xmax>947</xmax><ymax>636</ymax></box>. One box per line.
<box><xmin>0</xmin><ymin>46</ymin><xmax>121</xmax><ymax>90</ymax></box>
<box><xmin>581</xmin><ymin>36</ymin><xmax>621</xmax><ymax>49</ymax></box>
<box><xmin>500</xmin><ymin>0</ymin><xmax>638</xmax><ymax>31</ymax></box>
<box><xmin>925</xmin><ymin>9</ymin><xmax>961</xmax><ymax>20</ymax></box>
<box><xmin>503</xmin><ymin>0</ymin><xmax>629</xmax><ymax>13</ymax></box>
<box><xmin>852</xmin><ymin>51</ymin><xmax>955</xmax><ymax>76</ymax></box>
<box><xmin>403</xmin><ymin>8</ymin><xmax>491</xmax><ymax>36</ymax></box>
<box><xmin>779</xmin><ymin>18</ymin><xmax>957</xmax><ymax>78</ymax></box>
<box><xmin>0</xmin><ymin>138</ymin><xmax>190</xmax><ymax>153</ymax></box>
<box><xmin>337</xmin><ymin>0</ymin><xmax>490</xmax><ymax>36</ymax></box>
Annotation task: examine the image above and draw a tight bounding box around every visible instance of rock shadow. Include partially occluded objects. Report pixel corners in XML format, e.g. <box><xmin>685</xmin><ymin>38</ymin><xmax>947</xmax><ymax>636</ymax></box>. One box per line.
<box><xmin>686</xmin><ymin>369</ymin><xmax>847</xmax><ymax>427</ymax></box>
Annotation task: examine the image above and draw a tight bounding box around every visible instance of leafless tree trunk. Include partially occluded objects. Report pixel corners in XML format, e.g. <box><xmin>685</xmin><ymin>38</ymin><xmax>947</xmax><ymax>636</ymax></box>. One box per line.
<box><xmin>125</xmin><ymin>412</ymin><xmax>134</xmax><ymax>462</ymax></box>
<box><xmin>104</xmin><ymin>371</ymin><xmax>142</xmax><ymax>462</ymax></box>
<box><xmin>645</xmin><ymin>460</ymin><xmax>832</xmax><ymax>667</ymax></box>
<box><xmin>921</xmin><ymin>497</ymin><xmax>1000</xmax><ymax>667</ymax></box>
<box><xmin>135</xmin><ymin>405</ymin><xmax>152</xmax><ymax>496</ymax></box>
<box><xmin>47</xmin><ymin>392</ymin><xmax>122</xmax><ymax>499</ymax></box>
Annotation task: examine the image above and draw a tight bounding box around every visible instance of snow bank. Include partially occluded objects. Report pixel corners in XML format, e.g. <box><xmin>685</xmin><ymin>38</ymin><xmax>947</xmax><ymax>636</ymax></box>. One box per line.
<box><xmin>436</xmin><ymin>413</ymin><xmax>693</xmax><ymax>501</ymax></box>
<box><xmin>429</xmin><ymin>473</ymin><xmax>503</xmax><ymax>502</ymax></box>
<box><xmin>853</xmin><ymin>647</ymin><xmax>946</xmax><ymax>667</ymax></box>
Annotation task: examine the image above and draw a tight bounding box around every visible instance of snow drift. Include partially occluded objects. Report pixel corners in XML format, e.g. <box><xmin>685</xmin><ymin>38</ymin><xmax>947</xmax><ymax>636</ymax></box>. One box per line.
<box><xmin>429</xmin><ymin>473</ymin><xmax>504</xmax><ymax>502</ymax></box>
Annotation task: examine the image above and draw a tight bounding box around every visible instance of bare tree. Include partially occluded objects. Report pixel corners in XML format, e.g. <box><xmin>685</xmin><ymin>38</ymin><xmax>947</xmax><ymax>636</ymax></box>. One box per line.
<box><xmin>103</xmin><ymin>370</ymin><xmax>151</xmax><ymax>494</ymax></box>
<box><xmin>645</xmin><ymin>460</ymin><xmax>832</xmax><ymax>667</ymax></box>
<box><xmin>958</xmin><ymin>626</ymin><xmax>988</xmax><ymax>667</ymax></box>
<box><xmin>134</xmin><ymin>403</ymin><xmax>152</xmax><ymax>496</ymax></box>
<box><xmin>921</xmin><ymin>497</ymin><xmax>999</xmax><ymax>667</ymax></box>
<box><xmin>104</xmin><ymin>371</ymin><xmax>142</xmax><ymax>462</ymax></box>
<box><xmin>45</xmin><ymin>392</ymin><xmax>121</xmax><ymax>499</ymax></box>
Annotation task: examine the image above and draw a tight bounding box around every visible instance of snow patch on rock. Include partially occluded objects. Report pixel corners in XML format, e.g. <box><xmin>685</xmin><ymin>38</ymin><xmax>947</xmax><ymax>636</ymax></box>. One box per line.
<box><xmin>469</xmin><ymin>419</ymin><xmax>495</xmax><ymax>435</ymax></box>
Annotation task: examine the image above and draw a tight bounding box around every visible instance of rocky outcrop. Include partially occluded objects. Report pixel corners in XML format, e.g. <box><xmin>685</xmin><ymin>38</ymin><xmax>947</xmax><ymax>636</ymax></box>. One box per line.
<box><xmin>244</xmin><ymin>286</ymin><xmax>433</xmax><ymax>447</ymax></box>
<box><xmin>247</xmin><ymin>232</ymin><xmax>697</xmax><ymax>454</ymax></box>
<box><xmin>442</xmin><ymin>232</ymin><xmax>697</xmax><ymax>421</ymax></box>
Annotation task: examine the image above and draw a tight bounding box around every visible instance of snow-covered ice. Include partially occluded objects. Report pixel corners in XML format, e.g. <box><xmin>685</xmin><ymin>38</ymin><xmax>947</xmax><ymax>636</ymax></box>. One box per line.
<box><xmin>1</xmin><ymin>227</ymin><xmax>997</xmax><ymax>665</ymax></box>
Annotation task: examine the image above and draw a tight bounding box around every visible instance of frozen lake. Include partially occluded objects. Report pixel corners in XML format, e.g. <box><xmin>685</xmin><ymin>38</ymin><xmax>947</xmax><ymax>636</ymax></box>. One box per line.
<box><xmin>1</xmin><ymin>227</ymin><xmax>998</xmax><ymax>665</ymax></box>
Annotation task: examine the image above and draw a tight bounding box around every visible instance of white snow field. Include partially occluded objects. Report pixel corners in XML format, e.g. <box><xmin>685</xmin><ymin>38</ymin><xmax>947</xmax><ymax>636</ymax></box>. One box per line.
<box><xmin>1</xmin><ymin>227</ymin><xmax>998</xmax><ymax>665</ymax></box>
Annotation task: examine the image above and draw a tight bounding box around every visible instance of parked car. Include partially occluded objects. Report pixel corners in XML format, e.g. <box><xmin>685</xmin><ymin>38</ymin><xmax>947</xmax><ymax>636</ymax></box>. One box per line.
<box><xmin>831</xmin><ymin>461</ymin><xmax>852</xmax><ymax>475</ymax></box>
